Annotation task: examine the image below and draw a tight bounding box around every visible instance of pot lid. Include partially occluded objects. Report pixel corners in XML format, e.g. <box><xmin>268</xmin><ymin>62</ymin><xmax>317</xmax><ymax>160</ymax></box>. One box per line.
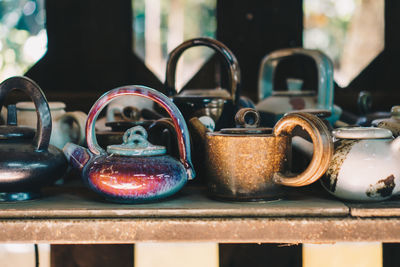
<box><xmin>271</xmin><ymin>78</ymin><xmax>316</xmax><ymax>97</ymax></box>
<box><xmin>175</xmin><ymin>88</ymin><xmax>231</xmax><ymax>99</ymax></box>
<box><xmin>333</xmin><ymin>127</ymin><xmax>393</xmax><ymax>139</ymax></box>
<box><xmin>217</xmin><ymin>108</ymin><xmax>272</xmax><ymax>135</ymax></box>
<box><xmin>107</xmin><ymin>125</ymin><xmax>166</xmax><ymax>156</ymax></box>
<box><xmin>391</xmin><ymin>106</ymin><xmax>400</xmax><ymax>118</ymax></box>
<box><xmin>16</xmin><ymin>101</ymin><xmax>65</xmax><ymax>110</ymax></box>
<box><xmin>0</xmin><ymin>105</ymin><xmax>35</xmax><ymax>141</ymax></box>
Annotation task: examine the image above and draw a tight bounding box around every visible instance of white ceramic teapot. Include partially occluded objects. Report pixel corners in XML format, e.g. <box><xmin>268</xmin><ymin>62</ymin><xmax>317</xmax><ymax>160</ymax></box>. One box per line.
<box><xmin>320</xmin><ymin>127</ymin><xmax>400</xmax><ymax>202</ymax></box>
<box><xmin>16</xmin><ymin>101</ymin><xmax>87</xmax><ymax>149</ymax></box>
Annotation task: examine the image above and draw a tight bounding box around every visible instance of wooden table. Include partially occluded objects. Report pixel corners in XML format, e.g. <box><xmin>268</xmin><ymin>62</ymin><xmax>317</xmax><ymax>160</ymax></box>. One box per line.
<box><xmin>0</xmin><ymin>184</ymin><xmax>399</xmax><ymax>244</ymax></box>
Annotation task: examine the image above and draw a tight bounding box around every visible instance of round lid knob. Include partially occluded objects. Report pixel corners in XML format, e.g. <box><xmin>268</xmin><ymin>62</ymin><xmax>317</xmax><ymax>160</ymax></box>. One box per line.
<box><xmin>107</xmin><ymin>126</ymin><xmax>166</xmax><ymax>156</ymax></box>
<box><xmin>333</xmin><ymin>127</ymin><xmax>393</xmax><ymax>139</ymax></box>
<box><xmin>391</xmin><ymin>106</ymin><xmax>400</xmax><ymax>118</ymax></box>
<box><xmin>0</xmin><ymin>105</ymin><xmax>35</xmax><ymax>140</ymax></box>
<box><xmin>286</xmin><ymin>78</ymin><xmax>303</xmax><ymax>91</ymax></box>
<box><xmin>219</xmin><ymin>108</ymin><xmax>272</xmax><ymax>134</ymax></box>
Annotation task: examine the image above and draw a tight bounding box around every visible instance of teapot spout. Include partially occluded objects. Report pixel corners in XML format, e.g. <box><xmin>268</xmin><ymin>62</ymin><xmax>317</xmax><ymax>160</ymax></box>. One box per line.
<box><xmin>63</xmin><ymin>142</ymin><xmax>92</xmax><ymax>171</ymax></box>
<box><xmin>292</xmin><ymin>136</ymin><xmax>314</xmax><ymax>159</ymax></box>
<box><xmin>391</xmin><ymin>136</ymin><xmax>400</xmax><ymax>154</ymax></box>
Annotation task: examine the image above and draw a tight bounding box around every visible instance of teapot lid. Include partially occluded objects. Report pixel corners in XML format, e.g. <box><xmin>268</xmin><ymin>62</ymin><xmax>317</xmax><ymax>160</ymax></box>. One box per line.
<box><xmin>0</xmin><ymin>105</ymin><xmax>35</xmax><ymax>141</ymax></box>
<box><xmin>107</xmin><ymin>126</ymin><xmax>166</xmax><ymax>156</ymax></box>
<box><xmin>333</xmin><ymin>127</ymin><xmax>393</xmax><ymax>139</ymax></box>
<box><xmin>391</xmin><ymin>106</ymin><xmax>400</xmax><ymax>118</ymax></box>
<box><xmin>175</xmin><ymin>88</ymin><xmax>231</xmax><ymax>99</ymax></box>
<box><xmin>16</xmin><ymin>101</ymin><xmax>66</xmax><ymax>110</ymax></box>
<box><xmin>271</xmin><ymin>78</ymin><xmax>316</xmax><ymax>97</ymax></box>
<box><xmin>219</xmin><ymin>108</ymin><xmax>272</xmax><ymax>135</ymax></box>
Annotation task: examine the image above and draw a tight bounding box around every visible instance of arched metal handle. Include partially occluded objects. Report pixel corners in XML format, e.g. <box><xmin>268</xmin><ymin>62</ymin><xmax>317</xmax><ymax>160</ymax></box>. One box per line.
<box><xmin>272</xmin><ymin>112</ymin><xmax>333</xmax><ymax>187</ymax></box>
<box><xmin>0</xmin><ymin>76</ymin><xmax>51</xmax><ymax>152</ymax></box>
<box><xmin>85</xmin><ymin>85</ymin><xmax>195</xmax><ymax>180</ymax></box>
<box><xmin>164</xmin><ymin>37</ymin><xmax>241</xmax><ymax>105</ymax></box>
<box><xmin>258</xmin><ymin>48</ymin><xmax>334</xmax><ymax>111</ymax></box>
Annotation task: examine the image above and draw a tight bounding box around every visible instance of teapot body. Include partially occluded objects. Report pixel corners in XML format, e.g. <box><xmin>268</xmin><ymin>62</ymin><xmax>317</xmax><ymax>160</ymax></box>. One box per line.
<box><xmin>256</xmin><ymin>93</ymin><xmax>317</xmax><ymax>126</ymax></box>
<box><xmin>63</xmin><ymin>85</ymin><xmax>195</xmax><ymax>203</ymax></box>
<box><xmin>0</xmin><ymin>76</ymin><xmax>69</xmax><ymax>201</ymax></box>
<box><xmin>82</xmin><ymin>154</ymin><xmax>187</xmax><ymax>203</ymax></box>
<box><xmin>205</xmin><ymin>132</ymin><xmax>290</xmax><ymax>200</ymax></box>
<box><xmin>321</xmin><ymin>137</ymin><xmax>400</xmax><ymax>201</ymax></box>
<box><xmin>203</xmin><ymin>110</ymin><xmax>333</xmax><ymax>201</ymax></box>
<box><xmin>0</xmin><ymin>140</ymin><xmax>68</xmax><ymax>197</ymax></box>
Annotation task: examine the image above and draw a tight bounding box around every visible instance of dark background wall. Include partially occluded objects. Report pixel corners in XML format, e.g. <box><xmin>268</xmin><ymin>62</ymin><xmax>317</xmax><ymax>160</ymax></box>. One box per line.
<box><xmin>22</xmin><ymin>0</ymin><xmax>400</xmax><ymax>115</ymax></box>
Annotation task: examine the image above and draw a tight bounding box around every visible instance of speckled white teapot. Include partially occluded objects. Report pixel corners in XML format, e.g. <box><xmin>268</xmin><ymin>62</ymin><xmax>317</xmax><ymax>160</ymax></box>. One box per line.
<box><xmin>321</xmin><ymin>127</ymin><xmax>400</xmax><ymax>202</ymax></box>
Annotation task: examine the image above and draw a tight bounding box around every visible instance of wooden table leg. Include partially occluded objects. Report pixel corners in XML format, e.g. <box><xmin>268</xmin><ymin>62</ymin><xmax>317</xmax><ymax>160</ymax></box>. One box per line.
<box><xmin>135</xmin><ymin>243</ymin><xmax>218</xmax><ymax>267</ymax></box>
<box><xmin>303</xmin><ymin>243</ymin><xmax>382</xmax><ymax>267</ymax></box>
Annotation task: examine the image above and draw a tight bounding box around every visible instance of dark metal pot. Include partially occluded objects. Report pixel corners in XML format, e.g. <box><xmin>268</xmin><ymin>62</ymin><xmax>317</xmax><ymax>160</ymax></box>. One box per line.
<box><xmin>0</xmin><ymin>76</ymin><xmax>68</xmax><ymax>201</ymax></box>
<box><xmin>164</xmin><ymin>37</ymin><xmax>241</xmax><ymax>130</ymax></box>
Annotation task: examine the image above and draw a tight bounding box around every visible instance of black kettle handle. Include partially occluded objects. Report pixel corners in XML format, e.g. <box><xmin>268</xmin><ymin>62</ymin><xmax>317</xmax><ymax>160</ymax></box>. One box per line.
<box><xmin>0</xmin><ymin>76</ymin><xmax>51</xmax><ymax>152</ymax></box>
<box><xmin>164</xmin><ymin>37</ymin><xmax>241</xmax><ymax>105</ymax></box>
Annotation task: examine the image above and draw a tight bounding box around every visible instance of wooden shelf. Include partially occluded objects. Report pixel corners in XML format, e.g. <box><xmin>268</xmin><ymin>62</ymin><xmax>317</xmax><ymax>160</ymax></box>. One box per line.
<box><xmin>0</xmin><ymin>184</ymin><xmax>400</xmax><ymax>244</ymax></box>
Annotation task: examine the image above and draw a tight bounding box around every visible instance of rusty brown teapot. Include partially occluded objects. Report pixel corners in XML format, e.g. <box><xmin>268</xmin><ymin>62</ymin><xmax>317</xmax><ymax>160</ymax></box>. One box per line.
<box><xmin>192</xmin><ymin>108</ymin><xmax>333</xmax><ymax>201</ymax></box>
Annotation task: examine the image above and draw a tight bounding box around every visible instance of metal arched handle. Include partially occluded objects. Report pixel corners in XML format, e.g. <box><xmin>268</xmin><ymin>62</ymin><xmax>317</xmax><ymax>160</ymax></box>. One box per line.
<box><xmin>272</xmin><ymin>112</ymin><xmax>333</xmax><ymax>187</ymax></box>
<box><xmin>0</xmin><ymin>76</ymin><xmax>51</xmax><ymax>152</ymax></box>
<box><xmin>258</xmin><ymin>48</ymin><xmax>334</xmax><ymax>111</ymax></box>
<box><xmin>164</xmin><ymin>37</ymin><xmax>241</xmax><ymax>105</ymax></box>
<box><xmin>86</xmin><ymin>85</ymin><xmax>195</xmax><ymax>180</ymax></box>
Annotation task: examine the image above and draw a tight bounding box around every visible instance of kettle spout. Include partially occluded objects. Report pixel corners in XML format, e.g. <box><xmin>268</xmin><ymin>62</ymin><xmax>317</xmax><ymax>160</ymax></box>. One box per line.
<box><xmin>292</xmin><ymin>136</ymin><xmax>314</xmax><ymax>159</ymax></box>
<box><xmin>63</xmin><ymin>142</ymin><xmax>92</xmax><ymax>171</ymax></box>
<box><xmin>391</xmin><ymin>136</ymin><xmax>400</xmax><ymax>154</ymax></box>
<box><xmin>188</xmin><ymin>117</ymin><xmax>211</xmax><ymax>145</ymax></box>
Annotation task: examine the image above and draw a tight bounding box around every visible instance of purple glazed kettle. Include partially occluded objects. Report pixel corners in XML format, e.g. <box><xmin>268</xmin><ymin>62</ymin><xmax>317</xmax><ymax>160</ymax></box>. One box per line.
<box><xmin>63</xmin><ymin>85</ymin><xmax>195</xmax><ymax>203</ymax></box>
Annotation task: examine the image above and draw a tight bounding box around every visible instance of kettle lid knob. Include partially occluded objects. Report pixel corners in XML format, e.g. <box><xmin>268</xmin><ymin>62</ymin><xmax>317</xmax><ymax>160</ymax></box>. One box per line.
<box><xmin>107</xmin><ymin>126</ymin><xmax>166</xmax><ymax>156</ymax></box>
<box><xmin>0</xmin><ymin>104</ymin><xmax>35</xmax><ymax>140</ymax></box>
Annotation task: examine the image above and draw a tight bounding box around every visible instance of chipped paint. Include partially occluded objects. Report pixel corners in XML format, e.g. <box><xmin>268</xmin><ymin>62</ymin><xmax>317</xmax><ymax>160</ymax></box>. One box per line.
<box><xmin>366</xmin><ymin>175</ymin><xmax>396</xmax><ymax>198</ymax></box>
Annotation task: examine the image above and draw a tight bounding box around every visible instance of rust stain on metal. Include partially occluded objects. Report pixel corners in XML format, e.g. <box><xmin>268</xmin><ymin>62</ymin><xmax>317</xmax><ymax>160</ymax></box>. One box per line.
<box><xmin>366</xmin><ymin>174</ymin><xmax>396</xmax><ymax>198</ymax></box>
<box><xmin>322</xmin><ymin>139</ymin><xmax>358</xmax><ymax>192</ymax></box>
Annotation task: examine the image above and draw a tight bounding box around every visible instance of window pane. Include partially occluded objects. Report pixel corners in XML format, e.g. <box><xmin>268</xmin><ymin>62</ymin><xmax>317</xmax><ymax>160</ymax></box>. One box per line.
<box><xmin>303</xmin><ymin>0</ymin><xmax>384</xmax><ymax>87</ymax></box>
<box><xmin>133</xmin><ymin>0</ymin><xmax>216</xmax><ymax>89</ymax></box>
<box><xmin>0</xmin><ymin>0</ymin><xmax>47</xmax><ymax>81</ymax></box>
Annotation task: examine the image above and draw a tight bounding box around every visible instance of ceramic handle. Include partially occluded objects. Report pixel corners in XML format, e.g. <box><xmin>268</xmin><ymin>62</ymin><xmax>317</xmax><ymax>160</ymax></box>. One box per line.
<box><xmin>0</xmin><ymin>76</ymin><xmax>51</xmax><ymax>151</ymax></box>
<box><xmin>164</xmin><ymin>37</ymin><xmax>241</xmax><ymax>105</ymax></box>
<box><xmin>85</xmin><ymin>85</ymin><xmax>195</xmax><ymax>180</ymax></box>
<box><xmin>273</xmin><ymin>112</ymin><xmax>333</xmax><ymax>187</ymax></box>
<box><xmin>58</xmin><ymin>111</ymin><xmax>87</xmax><ymax>145</ymax></box>
<box><xmin>258</xmin><ymin>48</ymin><xmax>334</xmax><ymax>111</ymax></box>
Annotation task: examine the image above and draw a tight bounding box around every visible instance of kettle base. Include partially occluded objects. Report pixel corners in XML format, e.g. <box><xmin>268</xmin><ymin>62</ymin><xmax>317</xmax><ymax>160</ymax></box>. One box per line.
<box><xmin>208</xmin><ymin>193</ymin><xmax>283</xmax><ymax>203</ymax></box>
<box><xmin>0</xmin><ymin>192</ymin><xmax>41</xmax><ymax>202</ymax></box>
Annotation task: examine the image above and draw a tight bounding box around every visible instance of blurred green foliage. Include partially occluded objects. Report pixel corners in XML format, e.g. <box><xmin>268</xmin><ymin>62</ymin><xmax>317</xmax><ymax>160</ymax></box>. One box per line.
<box><xmin>0</xmin><ymin>0</ymin><xmax>46</xmax><ymax>80</ymax></box>
<box><xmin>303</xmin><ymin>0</ymin><xmax>359</xmax><ymax>67</ymax></box>
<box><xmin>132</xmin><ymin>0</ymin><xmax>216</xmax><ymax>83</ymax></box>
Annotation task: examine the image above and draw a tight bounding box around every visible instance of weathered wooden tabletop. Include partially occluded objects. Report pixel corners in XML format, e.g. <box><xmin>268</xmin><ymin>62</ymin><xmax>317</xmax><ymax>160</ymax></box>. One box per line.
<box><xmin>0</xmin><ymin>183</ymin><xmax>400</xmax><ymax>244</ymax></box>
